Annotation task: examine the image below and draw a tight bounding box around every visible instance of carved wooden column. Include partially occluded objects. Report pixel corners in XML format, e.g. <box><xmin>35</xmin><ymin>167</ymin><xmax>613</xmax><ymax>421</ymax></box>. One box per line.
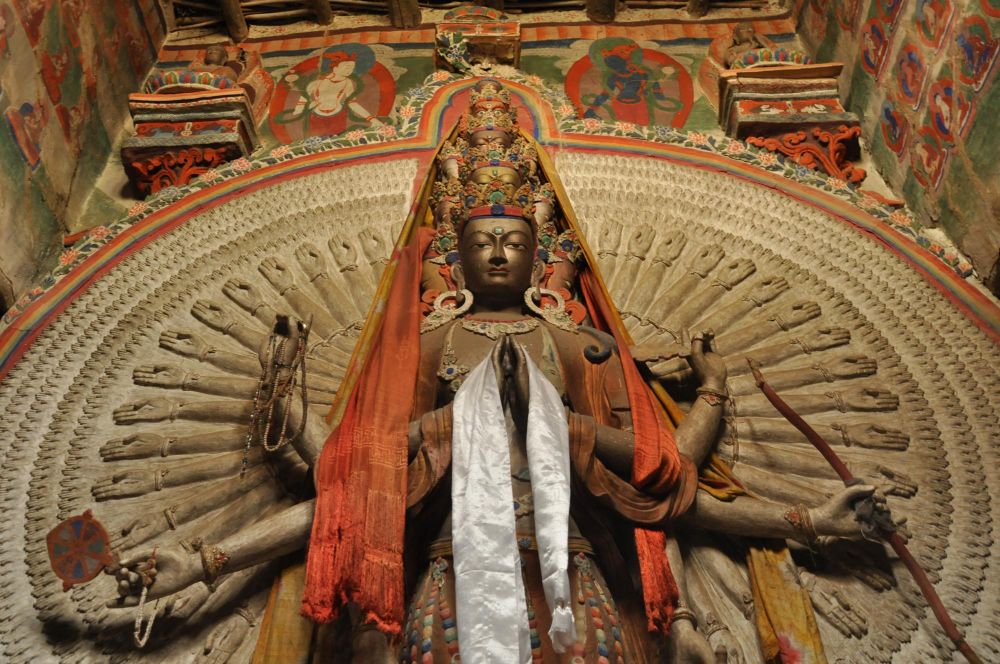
<box><xmin>220</xmin><ymin>0</ymin><xmax>249</xmax><ymax>42</ymax></box>
<box><xmin>387</xmin><ymin>0</ymin><xmax>422</xmax><ymax>28</ymax></box>
<box><xmin>306</xmin><ymin>0</ymin><xmax>333</xmax><ymax>25</ymax></box>
<box><xmin>586</xmin><ymin>0</ymin><xmax>616</xmax><ymax>24</ymax></box>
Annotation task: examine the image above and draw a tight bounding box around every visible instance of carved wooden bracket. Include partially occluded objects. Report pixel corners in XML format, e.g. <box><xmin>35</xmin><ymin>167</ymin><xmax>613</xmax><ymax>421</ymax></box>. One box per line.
<box><xmin>126</xmin><ymin>146</ymin><xmax>238</xmax><ymax>195</ymax></box>
<box><xmin>747</xmin><ymin>125</ymin><xmax>866</xmax><ymax>185</ymax></box>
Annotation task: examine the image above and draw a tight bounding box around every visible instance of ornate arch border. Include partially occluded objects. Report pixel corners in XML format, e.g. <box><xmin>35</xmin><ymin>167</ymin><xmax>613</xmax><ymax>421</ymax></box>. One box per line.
<box><xmin>1</xmin><ymin>75</ymin><xmax>997</xmax><ymax>382</ymax></box>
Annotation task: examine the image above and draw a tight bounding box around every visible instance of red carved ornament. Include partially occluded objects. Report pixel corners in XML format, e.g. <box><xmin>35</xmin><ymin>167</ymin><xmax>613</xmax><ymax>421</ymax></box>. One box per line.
<box><xmin>747</xmin><ymin>125</ymin><xmax>866</xmax><ymax>185</ymax></box>
<box><xmin>129</xmin><ymin>146</ymin><xmax>235</xmax><ymax>195</ymax></box>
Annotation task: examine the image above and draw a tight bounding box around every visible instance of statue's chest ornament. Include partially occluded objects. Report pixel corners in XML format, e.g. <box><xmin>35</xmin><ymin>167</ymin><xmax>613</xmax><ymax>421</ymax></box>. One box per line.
<box><xmin>436</xmin><ymin>319</ymin><xmax>566</xmax><ymax>394</ymax></box>
<box><xmin>462</xmin><ymin>316</ymin><xmax>539</xmax><ymax>340</ymax></box>
<box><xmin>436</xmin><ymin>323</ymin><xmax>470</xmax><ymax>392</ymax></box>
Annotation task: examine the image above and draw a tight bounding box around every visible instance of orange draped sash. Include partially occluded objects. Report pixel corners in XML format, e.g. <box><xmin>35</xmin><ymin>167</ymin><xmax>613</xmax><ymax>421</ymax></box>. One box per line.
<box><xmin>302</xmin><ymin>228</ymin><xmax>433</xmax><ymax>633</ymax></box>
<box><xmin>579</xmin><ymin>271</ymin><xmax>688</xmax><ymax>634</ymax></box>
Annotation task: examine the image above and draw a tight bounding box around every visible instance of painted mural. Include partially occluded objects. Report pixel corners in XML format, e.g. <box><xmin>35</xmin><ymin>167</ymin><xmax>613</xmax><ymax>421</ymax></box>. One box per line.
<box><xmin>0</xmin><ymin>0</ymin><xmax>164</xmax><ymax>308</ymax></box>
<box><xmin>800</xmin><ymin>0</ymin><xmax>1000</xmax><ymax>286</ymax></box>
<box><xmin>269</xmin><ymin>44</ymin><xmax>396</xmax><ymax>143</ymax></box>
<box><xmin>146</xmin><ymin>18</ymin><xmax>809</xmax><ymax>163</ymax></box>
<box><xmin>564</xmin><ymin>37</ymin><xmax>693</xmax><ymax>127</ymax></box>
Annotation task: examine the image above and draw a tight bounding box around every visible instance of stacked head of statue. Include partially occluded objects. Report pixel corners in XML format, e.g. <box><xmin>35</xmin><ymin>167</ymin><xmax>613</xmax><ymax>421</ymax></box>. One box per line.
<box><xmin>424</xmin><ymin>79</ymin><xmax>582</xmax><ymax>312</ymax></box>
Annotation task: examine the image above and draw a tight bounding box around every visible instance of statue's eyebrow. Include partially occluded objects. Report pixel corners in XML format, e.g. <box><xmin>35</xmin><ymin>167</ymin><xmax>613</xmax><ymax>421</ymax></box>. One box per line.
<box><xmin>502</xmin><ymin>230</ymin><xmax>531</xmax><ymax>241</ymax></box>
<box><xmin>465</xmin><ymin>231</ymin><xmax>496</xmax><ymax>242</ymax></box>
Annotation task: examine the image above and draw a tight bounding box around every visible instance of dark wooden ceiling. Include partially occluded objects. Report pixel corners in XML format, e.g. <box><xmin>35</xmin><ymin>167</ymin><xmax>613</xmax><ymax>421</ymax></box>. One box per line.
<box><xmin>162</xmin><ymin>0</ymin><xmax>772</xmax><ymax>39</ymax></box>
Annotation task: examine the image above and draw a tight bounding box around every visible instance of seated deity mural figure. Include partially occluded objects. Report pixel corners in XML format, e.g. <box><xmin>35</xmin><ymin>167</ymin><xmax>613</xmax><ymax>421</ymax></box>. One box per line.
<box><xmin>92</xmin><ymin>79</ymin><xmax>906</xmax><ymax>664</ymax></box>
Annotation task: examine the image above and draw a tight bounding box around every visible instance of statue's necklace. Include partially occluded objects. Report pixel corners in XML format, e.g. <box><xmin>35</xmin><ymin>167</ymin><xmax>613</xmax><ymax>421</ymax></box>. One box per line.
<box><xmin>461</xmin><ymin>316</ymin><xmax>539</xmax><ymax>340</ymax></box>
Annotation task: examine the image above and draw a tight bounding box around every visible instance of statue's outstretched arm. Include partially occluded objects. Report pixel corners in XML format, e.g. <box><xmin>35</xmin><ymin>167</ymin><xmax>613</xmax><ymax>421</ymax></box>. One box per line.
<box><xmin>191</xmin><ymin>299</ymin><xmax>266</xmax><ymax>351</ymax></box>
<box><xmin>113</xmin><ymin>499</ymin><xmax>314</xmax><ymax>604</ymax></box>
<box><xmin>131</xmin><ymin>363</ymin><xmax>338</xmax><ymax>404</ymax></box>
<box><xmin>673</xmin><ymin>332</ymin><xmax>727</xmax><ymax>467</ymax></box>
<box><xmin>113</xmin><ymin>397</ymin><xmax>253</xmax><ymax>424</ymax></box>
<box><xmin>684</xmin><ymin>484</ymin><xmax>882</xmax><ymax>542</ymax></box>
<box><xmin>100</xmin><ymin>427</ymin><xmax>247</xmax><ymax>460</ymax></box>
<box><xmin>663</xmin><ymin>536</ymin><xmax>717</xmax><ymax>664</ymax></box>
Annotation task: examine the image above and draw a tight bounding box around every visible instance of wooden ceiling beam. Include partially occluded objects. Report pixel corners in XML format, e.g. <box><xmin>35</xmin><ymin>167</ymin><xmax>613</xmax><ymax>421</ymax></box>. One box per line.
<box><xmin>387</xmin><ymin>0</ymin><xmax>420</xmax><ymax>28</ymax></box>
<box><xmin>158</xmin><ymin>0</ymin><xmax>177</xmax><ymax>32</ymax></box>
<box><xmin>221</xmin><ymin>0</ymin><xmax>249</xmax><ymax>42</ymax></box>
<box><xmin>306</xmin><ymin>0</ymin><xmax>334</xmax><ymax>24</ymax></box>
<box><xmin>586</xmin><ymin>0</ymin><xmax>615</xmax><ymax>22</ymax></box>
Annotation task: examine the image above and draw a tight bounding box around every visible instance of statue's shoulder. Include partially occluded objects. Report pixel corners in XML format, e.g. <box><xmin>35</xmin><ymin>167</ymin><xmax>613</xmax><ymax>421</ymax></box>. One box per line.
<box><xmin>539</xmin><ymin>320</ymin><xmax>588</xmax><ymax>353</ymax></box>
<box><xmin>419</xmin><ymin>320</ymin><xmax>450</xmax><ymax>349</ymax></box>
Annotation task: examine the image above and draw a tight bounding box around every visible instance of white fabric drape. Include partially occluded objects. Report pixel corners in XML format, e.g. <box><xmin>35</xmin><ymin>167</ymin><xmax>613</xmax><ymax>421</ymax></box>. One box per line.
<box><xmin>451</xmin><ymin>347</ymin><xmax>577</xmax><ymax>663</ymax></box>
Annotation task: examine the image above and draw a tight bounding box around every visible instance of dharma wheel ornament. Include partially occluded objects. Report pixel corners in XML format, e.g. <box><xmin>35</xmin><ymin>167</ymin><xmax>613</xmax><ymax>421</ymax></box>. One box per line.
<box><xmin>46</xmin><ymin>510</ymin><xmax>114</xmax><ymax>592</ymax></box>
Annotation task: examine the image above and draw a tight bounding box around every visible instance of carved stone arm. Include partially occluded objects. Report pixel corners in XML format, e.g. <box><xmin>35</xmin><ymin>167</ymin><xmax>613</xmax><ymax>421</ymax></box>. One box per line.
<box><xmin>111</xmin><ymin>465</ymin><xmax>271</xmax><ymax>552</ymax></box>
<box><xmin>684</xmin><ymin>484</ymin><xmax>878</xmax><ymax>543</ymax></box>
<box><xmin>666</xmin><ymin>258</ymin><xmax>756</xmax><ymax>334</ymax></box>
<box><xmin>133</xmin><ymin>363</ymin><xmax>338</xmax><ymax>404</ymax></box>
<box><xmin>93</xmin><ymin>448</ymin><xmax>264</xmax><ymax>500</ymax></box>
<box><xmin>663</xmin><ymin>535</ymin><xmax>718</xmax><ymax>663</ymax></box>
<box><xmin>113</xmin><ymin>397</ymin><xmax>253</xmax><ymax>425</ymax></box>
<box><xmin>202</xmin><ymin>499</ymin><xmax>315</xmax><ymax>583</ymax></box>
<box><xmin>160</xmin><ymin>330</ymin><xmax>262</xmax><ymax>376</ymax></box>
<box><xmin>295</xmin><ymin>242</ymin><xmax>361</xmax><ymax>324</ymax></box>
<box><xmin>259</xmin><ymin>257</ymin><xmax>341</xmax><ymax>338</ymax></box>
<box><xmin>191</xmin><ymin>300</ymin><xmax>266</xmax><ymax>352</ymax></box>
<box><xmin>674</xmin><ymin>391</ymin><xmax>726</xmax><ymax>468</ymax></box>
<box><xmin>714</xmin><ymin>301</ymin><xmax>821</xmax><ymax>355</ymax></box>
<box><xmin>697</xmin><ymin>276</ymin><xmax>789</xmax><ymax>336</ymax></box>
<box><xmin>723</xmin><ymin>327</ymin><xmax>851</xmax><ymax>377</ymax></box>
<box><xmin>730</xmin><ymin>386</ymin><xmax>899</xmax><ymax>418</ymax></box>
<box><xmin>100</xmin><ymin>428</ymin><xmax>247</xmax><ymax>460</ymax></box>
<box><xmin>722</xmin><ymin>417</ymin><xmax>909</xmax><ymax>450</ymax></box>
<box><xmin>114</xmin><ymin>498</ymin><xmax>312</xmax><ymax>603</ymax></box>
<box><xmin>726</xmin><ymin>354</ymin><xmax>878</xmax><ymax>396</ymax></box>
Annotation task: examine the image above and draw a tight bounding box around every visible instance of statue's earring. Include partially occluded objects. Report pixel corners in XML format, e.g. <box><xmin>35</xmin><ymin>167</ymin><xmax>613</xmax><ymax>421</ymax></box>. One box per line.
<box><xmin>529</xmin><ymin>258</ymin><xmax>546</xmax><ymax>303</ymax></box>
<box><xmin>421</xmin><ymin>263</ymin><xmax>473</xmax><ymax>333</ymax></box>
<box><xmin>524</xmin><ymin>284</ymin><xmax>577</xmax><ymax>333</ymax></box>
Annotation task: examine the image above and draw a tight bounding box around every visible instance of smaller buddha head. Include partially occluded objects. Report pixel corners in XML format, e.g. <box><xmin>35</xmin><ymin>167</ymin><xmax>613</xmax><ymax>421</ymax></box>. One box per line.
<box><xmin>469</xmin><ymin>128</ymin><xmax>514</xmax><ymax>148</ymax></box>
<box><xmin>204</xmin><ymin>44</ymin><xmax>229</xmax><ymax>66</ymax></box>
<box><xmin>464</xmin><ymin>107</ymin><xmax>516</xmax><ymax>148</ymax></box>
<box><xmin>468</xmin><ymin>162</ymin><xmax>522</xmax><ymax>187</ymax></box>
<box><xmin>733</xmin><ymin>22</ymin><xmax>756</xmax><ymax>45</ymax></box>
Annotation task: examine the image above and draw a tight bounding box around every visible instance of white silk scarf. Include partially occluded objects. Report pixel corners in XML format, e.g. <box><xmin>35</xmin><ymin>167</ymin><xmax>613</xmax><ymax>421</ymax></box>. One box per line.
<box><xmin>451</xmin><ymin>349</ymin><xmax>577</xmax><ymax>663</ymax></box>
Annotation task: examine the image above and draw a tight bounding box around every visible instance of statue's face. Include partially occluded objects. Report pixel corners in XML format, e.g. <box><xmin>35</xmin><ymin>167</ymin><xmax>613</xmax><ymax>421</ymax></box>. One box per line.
<box><xmin>333</xmin><ymin>60</ymin><xmax>356</xmax><ymax>77</ymax></box>
<box><xmin>458</xmin><ymin>217</ymin><xmax>536</xmax><ymax>304</ymax></box>
<box><xmin>205</xmin><ymin>45</ymin><xmax>227</xmax><ymax>65</ymax></box>
<box><xmin>470</xmin><ymin>129</ymin><xmax>513</xmax><ymax>148</ymax></box>
<box><xmin>735</xmin><ymin>25</ymin><xmax>755</xmax><ymax>44</ymax></box>
<box><xmin>469</xmin><ymin>166</ymin><xmax>521</xmax><ymax>186</ymax></box>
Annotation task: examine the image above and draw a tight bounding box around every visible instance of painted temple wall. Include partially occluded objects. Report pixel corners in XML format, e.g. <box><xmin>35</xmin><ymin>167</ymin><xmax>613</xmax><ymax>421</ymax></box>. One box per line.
<box><xmin>0</xmin><ymin>0</ymin><xmax>165</xmax><ymax>310</ymax></box>
<box><xmin>796</xmin><ymin>0</ymin><xmax>1000</xmax><ymax>288</ymax></box>
<box><xmin>152</xmin><ymin>16</ymin><xmax>807</xmax><ymax>151</ymax></box>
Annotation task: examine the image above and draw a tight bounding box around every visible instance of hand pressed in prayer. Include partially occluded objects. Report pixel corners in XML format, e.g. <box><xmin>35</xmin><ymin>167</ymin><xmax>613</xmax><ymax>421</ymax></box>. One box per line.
<box><xmin>490</xmin><ymin>336</ymin><xmax>531</xmax><ymax>429</ymax></box>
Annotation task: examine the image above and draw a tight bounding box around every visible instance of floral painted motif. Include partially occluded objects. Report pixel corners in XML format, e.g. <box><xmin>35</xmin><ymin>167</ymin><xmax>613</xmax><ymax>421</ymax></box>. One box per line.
<box><xmin>880</xmin><ymin>96</ymin><xmax>909</xmax><ymax>157</ymax></box>
<box><xmin>914</xmin><ymin>0</ymin><xmax>955</xmax><ymax>51</ymax></box>
<box><xmin>955</xmin><ymin>15</ymin><xmax>998</xmax><ymax>91</ymax></box>
<box><xmin>861</xmin><ymin>18</ymin><xmax>891</xmax><ymax>78</ymax></box>
<box><xmin>896</xmin><ymin>44</ymin><xmax>927</xmax><ymax>108</ymax></box>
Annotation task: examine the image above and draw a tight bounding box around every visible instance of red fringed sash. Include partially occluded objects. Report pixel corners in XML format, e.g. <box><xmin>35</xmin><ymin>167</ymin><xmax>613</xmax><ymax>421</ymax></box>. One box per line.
<box><xmin>580</xmin><ymin>272</ymin><xmax>685</xmax><ymax>634</ymax></box>
<box><xmin>302</xmin><ymin>229</ymin><xmax>433</xmax><ymax>633</ymax></box>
